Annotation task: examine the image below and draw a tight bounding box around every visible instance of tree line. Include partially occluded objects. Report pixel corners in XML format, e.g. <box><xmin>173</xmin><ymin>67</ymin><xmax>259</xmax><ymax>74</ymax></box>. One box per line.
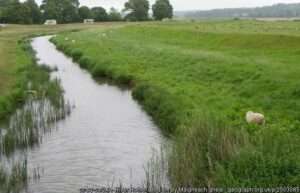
<box><xmin>0</xmin><ymin>0</ymin><xmax>173</xmax><ymax>24</ymax></box>
<box><xmin>181</xmin><ymin>3</ymin><xmax>300</xmax><ymax>19</ymax></box>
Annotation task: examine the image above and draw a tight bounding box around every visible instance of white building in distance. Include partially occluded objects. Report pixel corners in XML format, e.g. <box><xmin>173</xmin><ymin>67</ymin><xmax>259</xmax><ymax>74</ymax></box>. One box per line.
<box><xmin>44</xmin><ymin>20</ymin><xmax>57</xmax><ymax>25</ymax></box>
<box><xmin>84</xmin><ymin>19</ymin><xmax>94</xmax><ymax>24</ymax></box>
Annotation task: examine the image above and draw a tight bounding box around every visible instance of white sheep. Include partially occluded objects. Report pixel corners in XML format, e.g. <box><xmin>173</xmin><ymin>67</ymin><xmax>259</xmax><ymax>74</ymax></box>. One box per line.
<box><xmin>65</xmin><ymin>37</ymin><xmax>69</xmax><ymax>41</ymax></box>
<box><xmin>72</xmin><ymin>40</ymin><xmax>76</xmax><ymax>43</ymax></box>
<box><xmin>246</xmin><ymin>111</ymin><xmax>265</xmax><ymax>125</ymax></box>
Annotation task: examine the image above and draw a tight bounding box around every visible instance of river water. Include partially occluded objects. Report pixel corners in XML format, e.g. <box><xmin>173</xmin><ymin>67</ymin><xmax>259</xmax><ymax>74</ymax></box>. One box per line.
<box><xmin>21</xmin><ymin>36</ymin><xmax>166</xmax><ymax>193</ymax></box>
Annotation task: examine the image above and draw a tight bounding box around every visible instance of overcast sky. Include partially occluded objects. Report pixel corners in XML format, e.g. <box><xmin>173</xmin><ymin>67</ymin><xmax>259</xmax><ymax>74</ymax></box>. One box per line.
<box><xmin>34</xmin><ymin>0</ymin><xmax>300</xmax><ymax>11</ymax></box>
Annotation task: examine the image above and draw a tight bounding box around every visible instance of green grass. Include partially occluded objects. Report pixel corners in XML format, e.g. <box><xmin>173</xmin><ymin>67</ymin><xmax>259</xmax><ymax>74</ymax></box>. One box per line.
<box><xmin>53</xmin><ymin>20</ymin><xmax>300</xmax><ymax>186</ymax></box>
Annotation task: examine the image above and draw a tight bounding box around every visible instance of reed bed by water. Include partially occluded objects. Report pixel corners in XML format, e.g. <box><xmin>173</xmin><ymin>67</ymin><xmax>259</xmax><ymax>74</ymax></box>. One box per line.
<box><xmin>0</xmin><ymin>39</ymin><xmax>71</xmax><ymax>193</ymax></box>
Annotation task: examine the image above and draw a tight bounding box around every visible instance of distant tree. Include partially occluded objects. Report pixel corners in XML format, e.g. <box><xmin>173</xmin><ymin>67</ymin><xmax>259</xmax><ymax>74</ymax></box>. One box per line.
<box><xmin>62</xmin><ymin>2</ymin><xmax>79</xmax><ymax>22</ymax></box>
<box><xmin>91</xmin><ymin>7</ymin><xmax>108</xmax><ymax>21</ymax></box>
<box><xmin>41</xmin><ymin>0</ymin><xmax>79</xmax><ymax>23</ymax></box>
<box><xmin>78</xmin><ymin>6</ymin><xmax>92</xmax><ymax>20</ymax></box>
<box><xmin>0</xmin><ymin>0</ymin><xmax>5</xmax><ymax>22</ymax></box>
<box><xmin>24</xmin><ymin>0</ymin><xmax>42</xmax><ymax>23</ymax></box>
<box><xmin>182</xmin><ymin>3</ymin><xmax>300</xmax><ymax>19</ymax></box>
<box><xmin>0</xmin><ymin>0</ymin><xmax>11</xmax><ymax>7</ymax></box>
<box><xmin>152</xmin><ymin>0</ymin><xmax>173</xmax><ymax>20</ymax></box>
<box><xmin>108</xmin><ymin>7</ymin><xmax>122</xmax><ymax>21</ymax></box>
<box><xmin>1</xmin><ymin>0</ymin><xmax>33</xmax><ymax>24</ymax></box>
<box><xmin>124</xmin><ymin>0</ymin><xmax>149</xmax><ymax>21</ymax></box>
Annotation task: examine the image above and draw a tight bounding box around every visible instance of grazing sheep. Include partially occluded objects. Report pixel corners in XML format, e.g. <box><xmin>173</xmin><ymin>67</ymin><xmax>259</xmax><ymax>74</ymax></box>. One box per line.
<box><xmin>65</xmin><ymin>37</ymin><xmax>69</xmax><ymax>41</ymax></box>
<box><xmin>246</xmin><ymin>111</ymin><xmax>265</xmax><ymax>125</ymax></box>
<box><xmin>72</xmin><ymin>40</ymin><xmax>76</xmax><ymax>43</ymax></box>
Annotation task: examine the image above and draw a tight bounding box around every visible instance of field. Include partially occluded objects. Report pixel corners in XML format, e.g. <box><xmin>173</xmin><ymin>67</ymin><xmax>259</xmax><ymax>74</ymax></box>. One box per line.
<box><xmin>52</xmin><ymin>20</ymin><xmax>300</xmax><ymax>186</ymax></box>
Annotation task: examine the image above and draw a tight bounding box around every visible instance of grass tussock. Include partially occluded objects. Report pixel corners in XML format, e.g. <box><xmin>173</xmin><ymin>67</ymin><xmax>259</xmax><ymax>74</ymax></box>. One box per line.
<box><xmin>52</xmin><ymin>20</ymin><xmax>300</xmax><ymax>186</ymax></box>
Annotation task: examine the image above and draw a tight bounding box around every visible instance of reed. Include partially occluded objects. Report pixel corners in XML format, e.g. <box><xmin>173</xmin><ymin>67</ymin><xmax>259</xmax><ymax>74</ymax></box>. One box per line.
<box><xmin>0</xmin><ymin>39</ymin><xmax>71</xmax><ymax>192</ymax></box>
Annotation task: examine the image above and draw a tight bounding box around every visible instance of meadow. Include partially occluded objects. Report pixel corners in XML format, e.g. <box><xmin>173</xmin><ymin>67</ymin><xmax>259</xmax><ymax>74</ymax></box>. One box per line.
<box><xmin>52</xmin><ymin>20</ymin><xmax>300</xmax><ymax>187</ymax></box>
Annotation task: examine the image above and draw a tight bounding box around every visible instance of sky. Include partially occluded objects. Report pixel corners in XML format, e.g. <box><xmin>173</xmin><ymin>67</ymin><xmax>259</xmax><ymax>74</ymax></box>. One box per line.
<box><xmin>34</xmin><ymin>0</ymin><xmax>300</xmax><ymax>11</ymax></box>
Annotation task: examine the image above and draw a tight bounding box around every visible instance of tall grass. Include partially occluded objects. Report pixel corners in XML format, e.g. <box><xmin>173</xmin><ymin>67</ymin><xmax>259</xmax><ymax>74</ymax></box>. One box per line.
<box><xmin>52</xmin><ymin>21</ymin><xmax>300</xmax><ymax>187</ymax></box>
<box><xmin>0</xmin><ymin>161</ymin><xmax>27</xmax><ymax>193</ymax></box>
<box><xmin>0</xmin><ymin>39</ymin><xmax>70</xmax><ymax>155</ymax></box>
<box><xmin>169</xmin><ymin>114</ymin><xmax>300</xmax><ymax>187</ymax></box>
<box><xmin>0</xmin><ymin>39</ymin><xmax>71</xmax><ymax>192</ymax></box>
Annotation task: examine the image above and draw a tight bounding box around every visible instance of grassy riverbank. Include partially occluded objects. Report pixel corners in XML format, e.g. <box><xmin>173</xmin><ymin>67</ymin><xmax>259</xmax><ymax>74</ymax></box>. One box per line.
<box><xmin>52</xmin><ymin>20</ymin><xmax>300</xmax><ymax>186</ymax></box>
<box><xmin>0</xmin><ymin>23</ymin><xmax>118</xmax><ymax>192</ymax></box>
<box><xmin>0</xmin><ymin>24</ymin><xmax>118</xmax><ymax>121</ymax></box>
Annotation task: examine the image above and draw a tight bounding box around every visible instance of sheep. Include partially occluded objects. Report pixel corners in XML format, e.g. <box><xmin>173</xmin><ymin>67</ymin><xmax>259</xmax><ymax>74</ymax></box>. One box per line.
<box><xmin>246</xmin><ymin>111</ymin><xmax>265</xmax><ymax>125</ymax></box>
<box><xmin>72</xmin><ymin>40</ymin><xmax>76</xmax><ymax>43</ymax></box>
<box><xmin>65</xmin><ymin>37</ymin><xmax>69</xmax><ymax>41</ymax></box>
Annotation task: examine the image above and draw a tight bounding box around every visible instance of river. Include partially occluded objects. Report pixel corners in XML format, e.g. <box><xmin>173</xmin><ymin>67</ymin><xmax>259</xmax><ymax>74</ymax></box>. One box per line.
<box><xmin>19</xmin><ymin>36</ymin><xmax>166</xmax><ymax>193</ymax></box>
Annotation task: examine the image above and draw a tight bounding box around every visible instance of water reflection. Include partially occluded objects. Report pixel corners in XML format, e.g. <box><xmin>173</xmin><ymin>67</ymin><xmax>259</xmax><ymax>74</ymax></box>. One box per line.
<box><xmin>19</xmin><ymin>36</ymin><xmax>167</xmax><ymax>193</ymax></box>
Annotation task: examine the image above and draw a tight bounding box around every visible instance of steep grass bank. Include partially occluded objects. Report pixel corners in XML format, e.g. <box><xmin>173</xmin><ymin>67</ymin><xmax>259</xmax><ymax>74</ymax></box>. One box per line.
<box><xmin>52</xmin><ymin>20</ymin><xmax>300</xmax><ymax>187</ymax></box>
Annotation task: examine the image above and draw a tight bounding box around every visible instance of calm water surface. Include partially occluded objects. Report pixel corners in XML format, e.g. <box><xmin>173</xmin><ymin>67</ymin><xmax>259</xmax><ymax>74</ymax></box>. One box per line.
<box><xmin>23</xmin><ymin>36</ymin><xmax>165</xmax><ymax>193</ymax></box>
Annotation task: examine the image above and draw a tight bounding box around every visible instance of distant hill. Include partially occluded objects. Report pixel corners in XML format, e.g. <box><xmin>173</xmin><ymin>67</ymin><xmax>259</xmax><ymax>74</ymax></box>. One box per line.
<box><xmin>175</xmin><ymin>3</ymin><xmax>300</xmax><ymax>19</ymax></box>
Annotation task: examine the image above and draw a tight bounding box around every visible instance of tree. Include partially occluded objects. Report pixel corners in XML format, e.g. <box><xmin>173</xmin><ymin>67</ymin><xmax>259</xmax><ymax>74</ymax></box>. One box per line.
<box><xmin>78</xmin><ymin>6</ymin><xmax>91</xmax><ymax>20</ymax></box>
<box><xmin>152</xmin><ymin>0</ymin><xmax>173</xmax><ymax>20</ymax></box>
<box><xmin>108</xmin><ymin>7</ymin><xmax>122</xmax><ymax>21</ymax></box>
<box><xmin>124</xmin><ymin>0</ymin><xmax>149</xmax><ymax>21</ymax></box>
<box><xmin>24</xmin><ymin>0</ymin><xmax>42</xmax><ymax>23</ymax></box>
<box><xmin>62</xmin><ymin>2</ymin><xmax>79</xmax><ymax>23</ymax></box>
<box><xmin>1</xmin><ymin>0</ymin><xmax>33</xmax><ymax>24</ymax></box>
<box><xmin>91</xmin><ymin>7</ymin><xmax>108</xmax><ymax>21</ymax></box>
<box><xmin>41</xmin><ymin>0</ymin><xmax>79</xmax><ymax>23</ymax></box>
<box><xmin>0</xmin><ymin>0</ymin><xmax>11</xmax><ymax>7</ymax></box>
